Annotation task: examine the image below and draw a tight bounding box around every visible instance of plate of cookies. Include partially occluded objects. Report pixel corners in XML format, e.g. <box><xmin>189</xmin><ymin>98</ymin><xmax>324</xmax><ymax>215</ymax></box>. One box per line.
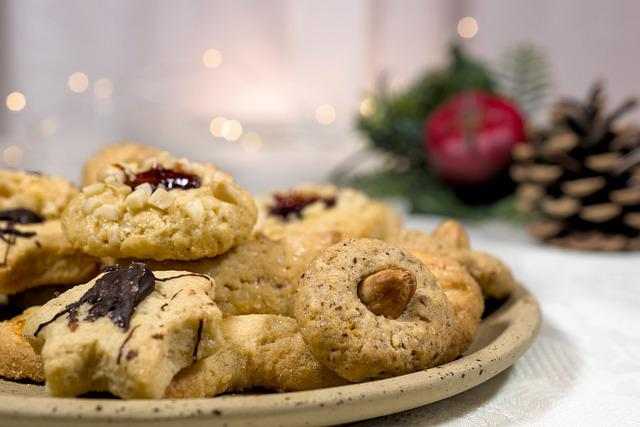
<box><xmin>0</xmin><ymin>143</ymin><xmax>540</xmax><ymax>426</ymax></box>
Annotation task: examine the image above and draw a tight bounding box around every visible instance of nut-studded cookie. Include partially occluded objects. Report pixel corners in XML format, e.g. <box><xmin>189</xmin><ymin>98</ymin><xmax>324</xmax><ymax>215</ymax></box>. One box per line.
<box><xmin>0</xmin><ymin>307</ymin><xmax>44</xmax><ymax>382</ymax></box>
<box><xmin>154</xmin><ymin>185</ymin><xmax>399</xmax><ymax>315</ymax></box>
<box><xmin>63</xmin><ymin>152</ymin><xmax>257</xmax><ymax>260</ymax></box>
<box><xmin>295</xmin><ymin>238</ymin><xmax>458</xmax><ymax>382</ymax></box>
<box><xmin>24</xmin><ymin>263</ymin><xmax>223</xmax><ymax>398</ymax></box>
<box><xmin>81</xmin><ymin>142</ymin><xmax>162</xmax><ymax>186</ymax></box>
<box><xmin>257</xmin><ymin>184</ymin><xmax>401</xmax><ymax>241</ymax></box>
<box><xmin>167</xmin><ymin>314</ymin><xmax>345</xmax><ymax>398</ymax></box>
<box><xmin>0</xmin><ymin>170</ymin><xmax>78</xmax><ymax>219</ymax></box>
<box><xmin>151</xmin><ymin>230</ymin><xmax>342</xmax><ymax>316</ymax></box>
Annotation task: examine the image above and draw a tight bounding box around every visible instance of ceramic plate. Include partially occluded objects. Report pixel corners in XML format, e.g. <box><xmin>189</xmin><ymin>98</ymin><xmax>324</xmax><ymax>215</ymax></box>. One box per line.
<box><xmin>0</xmin><ymin>282</ymin><xmax>540</xmax><ymax>427</ymax></box>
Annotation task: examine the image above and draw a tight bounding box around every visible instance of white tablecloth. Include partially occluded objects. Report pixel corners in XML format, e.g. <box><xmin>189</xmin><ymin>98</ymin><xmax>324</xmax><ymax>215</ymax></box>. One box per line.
<box><xmin>358</xmin><ymin>216</ymin><xmax>640</xmax><ymax>427</ymax></box>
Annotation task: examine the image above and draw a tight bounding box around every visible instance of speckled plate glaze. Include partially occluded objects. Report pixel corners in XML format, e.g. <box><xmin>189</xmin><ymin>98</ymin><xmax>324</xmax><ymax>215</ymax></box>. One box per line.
<box><xmin>0</xmin><ymin>282</ymin><xmax>540</xmax><ymax>427</ymax></box>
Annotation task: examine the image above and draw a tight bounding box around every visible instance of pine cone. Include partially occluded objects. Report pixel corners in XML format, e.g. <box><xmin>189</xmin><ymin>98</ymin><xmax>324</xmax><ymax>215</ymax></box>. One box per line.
<box><xmin>512</xmin><ymin>82</ymin><xmax>640</xmax><ymax>251</ymax></box>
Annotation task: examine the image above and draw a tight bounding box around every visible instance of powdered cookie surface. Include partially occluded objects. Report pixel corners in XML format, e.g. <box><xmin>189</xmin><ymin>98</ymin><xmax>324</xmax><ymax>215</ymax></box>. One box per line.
<box><xmin>63</xmin><ymin>152</ymin><xmax>257</xmax><ymax>260</ymax></box>
<box><xmin>24</xmin><ymin>264</ymin><xmax>223</xmax><ymax>398</ymax></box>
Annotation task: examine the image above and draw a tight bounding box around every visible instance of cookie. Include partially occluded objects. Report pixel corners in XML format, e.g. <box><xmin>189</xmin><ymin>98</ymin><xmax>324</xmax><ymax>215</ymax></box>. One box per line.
<box><xmin>0</xmin><ymin>307</ymin><xmax>44</xmax><ymax>382</ymax></box>
<box><xmin>0</xmin><ymin>219</ymin><xmax>99</xmax><ymax>295</ymax></box>
<box><xmin>150</xmin><ymin>230</ymin><xmax>342</xmax><ymax>316</ymax></box>
<box><xmin>409</xmin><ymin>252</ymin><xmax>484</xmax><ymax>359</ymax></box>
<box><xmin>24</xmin><ymin>264</ymin><xmax>223</xmax><ymax>398</ymax></box>
<box><xmin>294</xmin><ymin>239</ymin><xmax>457</xmax><ymax>382</ymax></box>
<box><xmin>430</xmin><ymin>219</ymin><xmax>471</xmax><ymax>249</ymax></box>
<box><xmin>62</xmin><ymin>152</ymin><xmax>257</xmax><ymax>260</ymax></box>
<box><xmin>447</xmin><ymin>250</ymin><xmax>516</xmax><ymax>300</ymax></box>
<box><xmin>257</xmin><ymin>184</ymin><xmax>401</xmax><ymax>241</ymax></box>
<box><xmin>82</xmin><ymin>142</ymin><xmax>162</xmax><ymax>186</ymax></box>
<box><xmin>0</xmin><ymin>170</ymin><xmax>78</xmax><ymax>219</ymax></box>
<box><xmin>392</xmin><ymin>221</ymin><xmax>516</xmax><ymax>299</ymax></box>
<box><xmin>167</xmin><ymin>314</ymin><xmax>345</xmax><ymax>398</ymax></box>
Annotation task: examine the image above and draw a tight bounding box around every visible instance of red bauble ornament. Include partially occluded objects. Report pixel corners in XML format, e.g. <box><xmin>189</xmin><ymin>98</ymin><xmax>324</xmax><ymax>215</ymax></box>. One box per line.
<box><xmin>425</xmin><ymin>91</ymin><xmax>526</xmax><ymax>184</ymax></box>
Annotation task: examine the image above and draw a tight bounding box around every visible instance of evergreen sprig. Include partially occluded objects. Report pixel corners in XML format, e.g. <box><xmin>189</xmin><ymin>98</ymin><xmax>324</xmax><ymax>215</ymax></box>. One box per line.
<box><xmin>344</xmin><ymin>43</ymin><xmax>550</xmax><ymax>217</ymax></box>
<box><xmin>347</xmin><ymin>168</ymin><xmax>522</xmax><ymax>220</ymax></box>
<box><xmin>497</xmin><ymin>43</ymin><xmax>551</xmax><ymax>117</ymax></box>
<box><xmin>356</xmin><ymin>44</ymin><xmax>496</xmax><ymax>165</ymax></box>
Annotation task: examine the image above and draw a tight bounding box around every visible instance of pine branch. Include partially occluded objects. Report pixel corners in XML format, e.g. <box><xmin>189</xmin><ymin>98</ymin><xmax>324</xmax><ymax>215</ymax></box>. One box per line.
<box><xmin>347</xmin><ymin>169</ymin><xmax>523</xmax><ymax>221</ymax></box>
<box><xmin>356</xmin><ymin>44</ymin><xmax>496</xmax><ymax>162</ymax></box>
<box><xmin>497</xmin><ymin>43</ymin><xmax>551</xmax><ymax>117</ymax></box>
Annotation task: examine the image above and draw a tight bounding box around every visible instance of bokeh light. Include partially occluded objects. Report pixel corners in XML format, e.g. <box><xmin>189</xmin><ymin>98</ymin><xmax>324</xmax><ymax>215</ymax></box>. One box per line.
<box><xmin>457</xmin><ymin>17</ymin><xmax>478</xmax><ymax>39</ymax></box>
<box><xmin>3</xmin><ymin>145</ymin><xmax>23</xmax><ymax>167</ymax></box>
<box><xmin>202</xmin><ymin>49</ymin><xmax>223</xmax><ymax>68</ymax></box>
<box><xmin>6</xmin><ymin>92</ymin><xmax>26</xmax><ymax>112</ymax></box>
<box><xmin>221</xmin><ymin>119</ymin><xmax>243</xmax><ymax>141</ymax></box>
<box><xmin>209</xmin><ymin>117</ymin><xmax>227</xmax><ymax>137</ymax></box>
<box><xmin>94</xmin><ymin>78</ymin><xmax>114</xmax><ymax>100</ymax></box>
<box><xmin>68</xmin><ymin>72</ymin><xmax>89</xmax><ymax>93</ymax></box>
<box><xmin>359</xmin><ymin>97</ymin><xmax>376</xmax><ymax>117</ymax></box>
<box><xmin>315</xmin><ymin>104</ymin><xmax>336</xmax><ymax>125</ymax></box>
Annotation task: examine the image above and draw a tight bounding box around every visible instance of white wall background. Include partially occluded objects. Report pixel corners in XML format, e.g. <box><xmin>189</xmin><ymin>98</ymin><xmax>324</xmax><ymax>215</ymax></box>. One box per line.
<box><xmin>0</xmin><ymin>0</ymin><xmax>638</xmax><ymax>191</ymax></box>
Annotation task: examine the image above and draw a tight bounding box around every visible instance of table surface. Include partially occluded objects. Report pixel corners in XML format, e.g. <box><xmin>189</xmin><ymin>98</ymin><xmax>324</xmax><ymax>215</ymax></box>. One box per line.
<box><xmin>358</xmin><ymin>216</ymin><xmax>640</xmax><ymax>427</ymax></box>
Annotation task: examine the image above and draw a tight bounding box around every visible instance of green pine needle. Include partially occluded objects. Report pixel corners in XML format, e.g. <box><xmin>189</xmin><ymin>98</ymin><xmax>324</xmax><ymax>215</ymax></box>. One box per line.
<box><xmin>356</xmin><ymin>44</ymin><xmax>497</xmax><ymax>164</ymax></box>
<box><xmin>496</xmin><ymin>43</ymin><xmax>551</xmax><ymax>117</ymax></box>
<box><xmin>346</xmin><ymin>168</ymin><xmax>525</xmax><ymax>221</ymax></box>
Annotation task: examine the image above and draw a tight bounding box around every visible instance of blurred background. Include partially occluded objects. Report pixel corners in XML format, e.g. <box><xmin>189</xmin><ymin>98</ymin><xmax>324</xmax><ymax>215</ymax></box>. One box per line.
<box><xmin>0</xmin><ymin>0</ymin><xmax>640</xmax><ymax>190</ymax></box>
<box><xmin>0</xmin><ymin>0</ymin><xmax>639</xmax><ymax>192</ymax></box>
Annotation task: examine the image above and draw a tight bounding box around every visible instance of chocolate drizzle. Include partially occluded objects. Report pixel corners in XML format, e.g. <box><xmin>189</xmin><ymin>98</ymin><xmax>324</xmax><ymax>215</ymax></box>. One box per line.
<box><xmin>123</xmin><ymin>165</ymin><xmax>201</xmax><ymax>191</ymax></box>
<box><xmin>34</xmin><ymin>263</ymin><xmax>155</xmax><ymax>335</ymax></box>
<box><xmin>34</xmin><ymin>264</ymin><xmax>214</xmax><ymax>337</ymax></box>
<box><xmin>268</xmin><ymin>192</ymin><xmax>336</xmax><ymax>220</ymax></box>
<box><xmin>0</xmin><ymin>208</ymin><xmax>42</xmax><ymax>266</ymax></box>
<box><xmin>0</xmin><ymin>208</ymin><xmax>44</xmax><ymax>224</ymax></box>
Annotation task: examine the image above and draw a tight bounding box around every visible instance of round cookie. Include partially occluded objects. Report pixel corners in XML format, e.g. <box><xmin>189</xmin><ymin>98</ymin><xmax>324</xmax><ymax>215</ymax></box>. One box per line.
<box><xmin>392</xmin><ymin>222</ymin><xmax>516</xmax><ymax>299</ymax></box>
<box><xmin>430</xmin><ymin>219</ymin><xmax>471</xmax><ymax>249</ymax></box>
<box><xmin>150</xmin><ymin>230</ymin><xmax>343</xmax><ymax>316</ymax></box>
<box><xmin>63</xmin><ymin>152</ymin><xmax>257</xmax><ymax>260</ymax></box>
<box><xmin>0</xmin><ymin>170</ymin><xmax>78</xmax><ymax>219</ymax></box>
<box><xmin>257</xmin><ymin>184</ymin><xmax>401</xmax><ymax>241</ymax></box>
<box><xmin>409</xmin><ymin>252</ymin><xmax>484</xmax><ymax>359</ymax></box>
<box><xmin>0</xmin><ymin>307</ymin><xmax>44</xmax><ymax>382</ymax></box>
<box><xmin>81</xmin><ymin>141</ymin><xmax>162</xmax><ymax>186</ymax></box>
<box><xmin>294</xmin><ymin>238</ymin><xmax>457</xmax><ymax>382</ymax></box>
<box><xmin>167</xmin><ymin>314</ymin><xmax>346</xmax><ymax>398</ymax></box>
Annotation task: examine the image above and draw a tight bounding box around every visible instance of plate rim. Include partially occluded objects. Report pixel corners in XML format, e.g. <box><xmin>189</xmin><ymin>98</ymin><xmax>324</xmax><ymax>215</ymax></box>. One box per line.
<box><xmin>0</xmin><ymin>283</ymin><xmax>541</xmax><ymax>426</ymax></box>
